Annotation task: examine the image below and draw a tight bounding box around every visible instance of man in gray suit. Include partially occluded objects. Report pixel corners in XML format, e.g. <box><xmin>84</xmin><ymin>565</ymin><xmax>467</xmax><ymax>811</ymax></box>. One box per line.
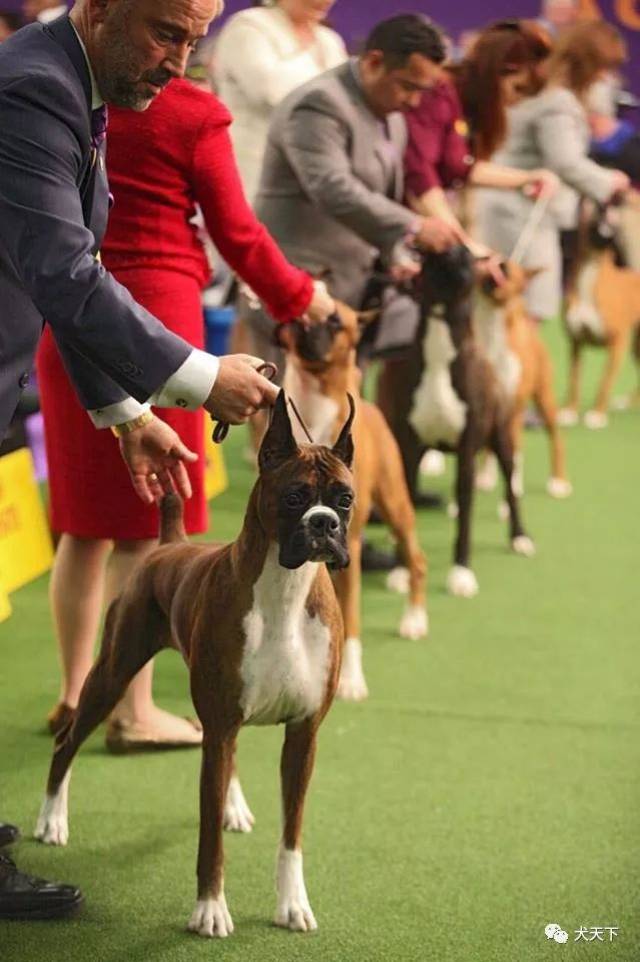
<box><xmin>255</xmin><ymin>14</ymin><xmax>463</xmax><ymax>315</ymax></box>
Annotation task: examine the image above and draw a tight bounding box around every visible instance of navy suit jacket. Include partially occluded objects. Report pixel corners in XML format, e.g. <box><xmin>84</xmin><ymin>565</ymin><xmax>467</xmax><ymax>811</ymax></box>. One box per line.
<box><xmin>0</xmin><ymin>16</ymin><xmax>192</xmax><ymax>437</ymax></box>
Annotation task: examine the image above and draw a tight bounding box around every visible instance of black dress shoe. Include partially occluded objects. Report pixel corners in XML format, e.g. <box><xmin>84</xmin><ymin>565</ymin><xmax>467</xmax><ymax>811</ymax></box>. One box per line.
<box><xmin>0</xmin><ymin>853</ymin><xmax>84</xmax><ymax>920</ymax></box>
<box><xmin>361</xmin><ymin>540</ymin><xmax>398</xmax><ymax>572</ymax></box>
<box><xmin>413</xmin><ymin>491</ymin><xmax>444</xmax><ymax>510</ymax></box>
<box><xmin>0</xmin><ymin>824</ymin><xmax>20</xmax><ymax>849</ymax></box>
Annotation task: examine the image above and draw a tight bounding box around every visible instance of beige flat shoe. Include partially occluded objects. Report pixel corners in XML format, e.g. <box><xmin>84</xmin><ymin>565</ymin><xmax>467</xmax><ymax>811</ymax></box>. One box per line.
<box><xmin>47</xmin><ymin>703</ymin><xmax>75</xmax><ymax>738</ymax></box>
<box><xmin>105</xmin><ymin>716</ymin><xmax>203</xmax><ymax>754</ymax></box>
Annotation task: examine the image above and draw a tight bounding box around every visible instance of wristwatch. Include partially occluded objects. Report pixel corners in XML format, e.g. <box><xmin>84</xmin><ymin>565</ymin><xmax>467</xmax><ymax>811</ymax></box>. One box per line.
<box><xmin>110</xmin><ymin>410</ymin><xmax>154</xmax><ymax>437</ymax></box>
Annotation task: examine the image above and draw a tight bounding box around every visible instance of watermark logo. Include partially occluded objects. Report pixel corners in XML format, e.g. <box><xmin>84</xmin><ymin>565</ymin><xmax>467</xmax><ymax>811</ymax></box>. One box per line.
<box><xmin>544</xmin><ymin>923</ymin><xmax>620</xmax><ymax>944</ymax></box>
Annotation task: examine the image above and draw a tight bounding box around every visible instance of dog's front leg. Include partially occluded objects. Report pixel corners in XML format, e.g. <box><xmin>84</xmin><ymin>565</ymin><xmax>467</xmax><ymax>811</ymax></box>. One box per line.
<box><xmin>447</xmin><ymin>441</ymin><xmax>479</xmax><ymax>598</ymax></box>
<box><xmin>188</xmin><ymin>733</ymin><xmax>236</xmax><ymax>938</ymax></box>
<box><xmin>275</xmin><ymin>718</ymin><xmax>319</xmax><ymax>932</ymax></box>
<box><xmin>491</xmin><ymin>425</ymin><xmax>536</xmax><ymax>559</ymax></box>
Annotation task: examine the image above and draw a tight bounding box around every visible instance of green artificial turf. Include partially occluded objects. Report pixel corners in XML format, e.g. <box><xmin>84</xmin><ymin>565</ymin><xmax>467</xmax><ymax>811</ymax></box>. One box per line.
<box><xmin>1</xmin><ymin>322</ymin><xmax>639</xmax><ymax>961</ymax></box>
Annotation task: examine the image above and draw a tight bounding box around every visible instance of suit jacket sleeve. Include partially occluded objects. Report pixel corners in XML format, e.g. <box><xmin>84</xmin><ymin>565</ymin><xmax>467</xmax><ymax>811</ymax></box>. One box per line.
<box><xmin>280</xmin><ymin>94</ymin><xmax>416</xmax><ymax>257</ymax></box>
<box><xmin>0</xmin><ymin>75</ymin><xmax>192</xmax><ymax>408</ymax></box>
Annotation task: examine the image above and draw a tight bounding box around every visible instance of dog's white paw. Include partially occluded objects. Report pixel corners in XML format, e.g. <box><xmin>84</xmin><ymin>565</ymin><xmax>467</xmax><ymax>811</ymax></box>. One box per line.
<box><xmin>584</xmin><ymin>409</ymin><xmax>608</xmax><ymax>430</ymax></box>
<box><xmin>611</xmin><ymin>394</ymin><xmax>631</xmax><ymax>411</ymax></box>
<box><xmin>399</xmin><ymin>604</ymin><xmax>429</xmax><ymax>640</ymax></box>
<box><xmin>447</xmin><ymin>501</ymin><xmax>459</xmax><ymax>519</ymax></box>
<box><xmin>475</xmin><ymin>454</ymin><xmax>498</xmax><ymax>491</ymax></box>
<box><xmin>557</xmin><ymin>408</ymin><xmax>579</xmax><ymax>427</ymax></box>
<box><xmin>386</xmin><ymin>566</ymin><xmax>410</xmax><ymax>595</ymax></box>
<box><xmin>275</xmin><ymin>848</ymin><xmax>317</xmax><ymax>933</ymax></box>
<box><xmin>446</xmin><ymin>566</ymin><xmax>479</xmax><ymax>598</ymax></box>
<box><xmin>512</xmin><ymin>535</ymin><xmax>536</xmax><ymax>557</ymax></box>
<box><xmin>336</xmin><ymin>638</ymin><xmax>368</xmax><ymax>702</ymax></box>
<box><xmin>547</xmin><ymin>477</ymin><xmax>573</xmax><ymax>499</ymax></box>
<box><xmin>188</xmin><ymin>894</ymin><xmax>234</xmax><ymax>938</ymax></box>
<box><xmin>224</xmin><ymin>776</ymin><xmax>254</xmax><ymax>834</ymax></box>
<box><xmin>34</xmin><ymin>773</ymin><xmax>70</xmax><ymax>846</ymax></box>
<box><xmin>419</xmin><ymin>449</ymin><xmax>446</xmax><ymax>477</ymax></box>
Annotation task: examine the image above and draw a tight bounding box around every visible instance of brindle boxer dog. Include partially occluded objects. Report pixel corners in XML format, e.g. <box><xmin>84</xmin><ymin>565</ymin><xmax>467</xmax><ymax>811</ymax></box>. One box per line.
<box><xmin>280</xmin><ymin>304</ymin><xmax>428</xmax><ymax>702</ymax></box>
<box><xmin>560</xmin><ymin>201</ymin><xmax>640</xmax><ymax>429</ymax></box>
<box><xmin>35</xmin><ymin>391</ymin><xmax>355</xmax><ymax>938</ymax></box>
<box><xmin>378</xmin><ymin>246</ymin><xmax>534</xmax><ymax>599</ymax></box>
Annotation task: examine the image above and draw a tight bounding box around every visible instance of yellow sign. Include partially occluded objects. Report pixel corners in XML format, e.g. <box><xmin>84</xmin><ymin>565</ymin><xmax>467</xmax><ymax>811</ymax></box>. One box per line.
<box><xmin>0</xmin><ymin>447</ymin><xmax>54</xmax><ymax>593</ymax></box>
<box><xmin>204</xmin><ymin>423</ymin><xmax>228</xmax><ymax>501</ymax></box>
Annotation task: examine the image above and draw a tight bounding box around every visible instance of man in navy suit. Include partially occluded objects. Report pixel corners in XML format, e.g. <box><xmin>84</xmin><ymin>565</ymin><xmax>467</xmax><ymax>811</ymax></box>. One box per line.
<box><xmin>0</xmin><ymin>0</ymin><xmax>333</xmax><ymax>920</ymax></box>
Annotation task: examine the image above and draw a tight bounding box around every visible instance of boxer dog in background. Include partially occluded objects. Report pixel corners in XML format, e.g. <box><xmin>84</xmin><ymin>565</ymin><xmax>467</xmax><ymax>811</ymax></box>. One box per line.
<box><xmin>560</xmin><ymin>201</ymin><xmax>640</xmax><ymax>429</ymax></box>
<box><xmin>381</xmin><ymin>247</ymin><xmax>535</xmax><ymax>599</ymax></box>
<box><xmin>280</xmin><ymin>304</ymin><xmax>428</xmax><ymax>703</ymax></box>
<box><xmin>35</xmin><ymin>392</ymin><xmax>354</xmax><ymax>939</ymax></box>
<box><xmin>475</xmin><ymin>260</ymin><xmax>572</xmax><ymax>500</ymax></box>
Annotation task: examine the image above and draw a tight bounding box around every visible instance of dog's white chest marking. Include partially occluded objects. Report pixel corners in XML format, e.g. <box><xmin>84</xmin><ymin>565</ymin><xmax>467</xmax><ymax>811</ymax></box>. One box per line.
<box><xmin>240</xmin><ymin>546</ymin><xmax>331</xmax><ymax>726</ymax></box>
<box><xmin>409</xmin><ymin>310</ymin><xmax>467</xmax><ymax>447</ymax></box>
<box><xmin>474</xmin><ymin>297</ymin><xmax>522</xmax><ymax>397</ymax></box>
<box><xmin>283</xmin><ymin>364</ymin><xmax>338</xmax><ymax>445</ymax></box>
<box><xmin>566</xmin><ymin>258</ymin><xmax>605</xmax><ymax>340</ymax></box>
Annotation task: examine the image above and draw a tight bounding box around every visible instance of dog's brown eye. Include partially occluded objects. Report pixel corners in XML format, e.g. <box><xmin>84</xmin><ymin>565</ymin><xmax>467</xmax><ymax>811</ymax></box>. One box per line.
<box><xmin>337</xmin><ymin>492</ymin><xmax>353</xmax><ymax>509</ymax></box>
<box><xmin>285</xmin><ymin>491</ymin><xmax>305</xmax><ymax>508</ymax></box>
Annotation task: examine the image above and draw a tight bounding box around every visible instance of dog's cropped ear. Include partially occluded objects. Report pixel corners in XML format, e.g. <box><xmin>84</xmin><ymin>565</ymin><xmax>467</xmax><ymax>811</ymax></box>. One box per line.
<box><xmin>258</xmin><ymin>390</ymin><xmax>299</xmax><ymax>472</ymax></box>
<box><xmin>331</xmin><ymin>394</ymin><xmax>356</xmax><ymax>469</ymax></box>
<box><xmin>524</xmin><ymin>266</ymin><xmax>545</xmax><ymax>281</ymax></box>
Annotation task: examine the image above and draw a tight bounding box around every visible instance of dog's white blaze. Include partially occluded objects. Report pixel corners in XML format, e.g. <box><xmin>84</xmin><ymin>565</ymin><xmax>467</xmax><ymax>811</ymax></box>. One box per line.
<box><xmin>301</xmin><ymin>504</ymin><xmax>340</xmax><ymax>527</ymax></box>
<box><xmin>474</xmin><ymin>297</ymin><xmax>522</xmax><ymax>397</ymax></box>
<box><xmin>566</xmin><ymin>258</ymin><xmax>605</xmax><ymax>340</ymax></box>
<box><xmin>34</xmin><ymin>770</ymin><xmax>71</xmax><ymax>846</ymax></box>
<box><xmin>409</xmin><ymin>314</ymin><xmax>467</xmax><ymax>447</ymax></box>
<box><xmin>274</xmin><ymin>844</ymin><xmax>317</xmax><ymax>931</ymax></box>
<box><xmin>283</xmin><ymin>363</ymin><xmax>339</xmax><ymax>445</ymax></box>
<box><xmin>240</xmin><ymin>545</ymin><xmax>331</xmax><ymax>726</ymax></box>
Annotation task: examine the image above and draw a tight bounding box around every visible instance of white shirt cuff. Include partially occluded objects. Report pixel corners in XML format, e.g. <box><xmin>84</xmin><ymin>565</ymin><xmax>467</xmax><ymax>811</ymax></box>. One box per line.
<box><xmin>88</xmin><ymin>397</ymin><xmax>150</xmax><ymax>429</ymax></box>
<box><xmin>149</xmin><ymin>349</ymin><xmax>219</xmax><ymax>410</ymax></box>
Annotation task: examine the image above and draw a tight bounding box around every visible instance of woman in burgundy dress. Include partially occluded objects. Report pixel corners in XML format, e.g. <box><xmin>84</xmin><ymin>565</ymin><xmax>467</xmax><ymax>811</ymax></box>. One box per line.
<box><xmin>37</xmin><ymin>78</ymin><xmax>332</xmax><ymax>751</ymax></box>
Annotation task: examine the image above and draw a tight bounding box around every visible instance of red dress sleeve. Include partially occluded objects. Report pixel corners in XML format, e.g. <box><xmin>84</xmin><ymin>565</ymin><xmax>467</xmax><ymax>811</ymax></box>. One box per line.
<box><xmin>404</xmin><ymin>82</ymin><xmax>474</xmax><ymax>199</ymax></box>
<box><xmin>190</xmin><ymin>101</ymin><xmax>313</xmax><ymax>322</ymax></box>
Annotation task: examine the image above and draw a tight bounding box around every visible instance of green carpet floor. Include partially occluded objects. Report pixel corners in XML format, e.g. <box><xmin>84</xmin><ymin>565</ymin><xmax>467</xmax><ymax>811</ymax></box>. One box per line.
<box><xmin>1</xmin><ymin>323</ymin><xmax>639</xmax><ymax>961</ymax></box>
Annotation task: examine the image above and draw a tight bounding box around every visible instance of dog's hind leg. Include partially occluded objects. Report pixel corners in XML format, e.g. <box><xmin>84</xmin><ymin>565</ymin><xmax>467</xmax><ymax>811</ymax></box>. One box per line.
<box><xmin>585</xmin><ymin>331</ymin><xmax>629</xmax><ymax>429</ymax></box>
<box><xmin>533</xmin><ymin>352</ymin><xmax>572</xmax><ymax>498</ymax></box>
<box><xmin>223</xmin><ymin>745</ymin><xmax>254</xmax><ymax>834</ymax></box>
<box><xmin>559</xmin><ymin>338</ymin><xmax>582</xmax><ymax>426</ymax></box>
<box><xmin>275</xmin><ymin>718</ymin><xmax>319</xmax><ymax>932</ymax></box>
<box><xmin>35</xmin><ymin>584</ymin><xmax>171</xmax><ymax>846</ymax></box>
<box><xmin>334</xmin><ymin>535</ymin><xmax>368</xmax><ymax>701</ymax></box>
<box><xmin>447</xmin><ymin>441</ymin><xmax>479</xmax><ymax>598</ymax></box>
<box><xmin>491</xmin><ymin>424</ymin><xmax>535</xmax><ymax>558</ymax></box>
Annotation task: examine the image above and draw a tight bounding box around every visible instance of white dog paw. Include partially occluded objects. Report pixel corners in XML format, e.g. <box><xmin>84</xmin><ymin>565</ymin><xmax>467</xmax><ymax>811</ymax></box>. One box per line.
<box><xmin>275</xmin><ymin>848</ymin><xmax>317</xmax><ymax>932</ymax></box>
<box><xmin>584</xmin><ymin>409</ymin><xmax>608</xmax><ymax>430</ymax></box>
<box><xmin>446</xmin><ymin>566</ymin><xmax>479</xmax><ymax>598</ymax></box>
<box><xmin>188</xmin><ymin>895</ymin><xmax>234</xmax><ymax>938</ymax></box>
<box><xmin>336</xmin><ymin>638</ymin><xmax>368</xmax><ymax>702</ymax></box>
<box><xmin>447</xmin><ymin>501</ymin><xmax>459</xmax><ymax>519</ymax></box>
<box><xmin>512</xmin><ymin>535</ymin><xmax>536</xmax><ymax>557</ymax></box>
<box><xmin>399</xmin><ymin>604</ymin><xmax>429</xmax><ymax>640</ymax></box>
<box><xmin>419</xmin><ymin>449</ymin><xmax>446</xmax><ymax>477</ymax></box>
<box><xmin>475</xmin><ymin>454</ymin><xmax>498</xmax><ymax>491</ymax></box>
<box><xmin>386</xmin><ymin>566</ymin><xmax>410</xmax><ymax>595</ymax></box>
<box><xmin>557</xmin><ymin>408</ymin><xmax>579</xmax><ymax>427</ymax></box>
<box><xmin>224</xmin><ymin>776</ymin><xmax>255</xmax><ymax>834</ymax></box>
<box><xmin>547</xmin><ymin>477</ymin><xmax>573</xmax><ymax>499</ymax></box>
<box><xmin>611</xmin><ymin>394</ymin><xmax>631</xmax><ymax>411</ymax></box>
<box><xmin>34</xmin><ymin>808</ymin><xmax>69</xmax><ymax>847</ymax></box>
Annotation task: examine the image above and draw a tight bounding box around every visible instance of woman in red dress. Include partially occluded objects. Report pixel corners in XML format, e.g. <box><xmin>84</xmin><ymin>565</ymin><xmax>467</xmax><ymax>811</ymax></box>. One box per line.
<box><xmin>37</xmin><ymin>78</ymin><xmax>330</xmax><ymax>750</ymax></box>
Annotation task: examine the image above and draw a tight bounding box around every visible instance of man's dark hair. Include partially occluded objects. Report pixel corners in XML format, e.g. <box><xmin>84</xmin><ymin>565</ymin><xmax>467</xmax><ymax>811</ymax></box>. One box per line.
<box><xmin>364</xmin><ymin>14</ymin><xmax>446</xmax><ymax>68</ymax></box>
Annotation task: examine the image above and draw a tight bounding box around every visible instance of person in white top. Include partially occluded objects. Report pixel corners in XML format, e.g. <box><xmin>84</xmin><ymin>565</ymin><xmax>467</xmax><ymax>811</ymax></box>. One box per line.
<box><xmin>216</xmin><ymin>0</ymin><xmax>347</xmax><ymax>201</ymax></box>
<box><xmin>23</xmin><ymin>0</ymin><xmax>68</xmax><ymax>23</ymax></box>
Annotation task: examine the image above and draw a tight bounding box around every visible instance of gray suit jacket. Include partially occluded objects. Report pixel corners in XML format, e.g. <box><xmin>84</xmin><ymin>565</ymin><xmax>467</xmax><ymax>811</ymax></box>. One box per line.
<box><xmin>255</xmin><ymin>60</ymin><xmax>416</xmax><ymax>307</ymax></box>
<box><xmin>0</xmin><ymin>17</ymin><xmax>192</xmax><ymax>437</ymax></box>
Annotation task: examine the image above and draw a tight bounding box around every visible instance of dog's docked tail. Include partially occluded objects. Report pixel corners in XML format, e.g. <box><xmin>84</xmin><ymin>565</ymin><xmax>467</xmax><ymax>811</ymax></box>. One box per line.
<box><xmin>160</xmin><ymin>493</ymin><xmax>187</xmax><ymax>544</ymax></box>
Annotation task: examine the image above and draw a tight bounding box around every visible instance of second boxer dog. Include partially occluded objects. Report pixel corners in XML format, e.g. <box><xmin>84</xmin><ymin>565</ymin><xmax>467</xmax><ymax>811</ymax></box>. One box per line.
<box><xmin>35</xmin><ymin>392</ymin><xmax>354</xmax><ymax>938</ymax></box>
<box><xmin>475</xmin><ymin>260</ymin><xmax>572</xmax><ymax>500</ymax></box>
<box><xmin>280</xmin><ymin>303</ymin><xmax>428</xmax><ymax>703</ymax></box>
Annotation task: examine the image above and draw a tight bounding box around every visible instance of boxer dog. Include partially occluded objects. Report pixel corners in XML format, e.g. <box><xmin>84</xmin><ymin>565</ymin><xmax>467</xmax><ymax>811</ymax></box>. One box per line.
<box><xmin>280</xmin><ymin>304</ymin><xmax>428</xmax><ymax>702</ymax></box>
<box><xmin>475</xmin><ymin>260</ymin><xmax>572</xmax><ymax>500</ymax></box>
<box><xmin>560</xmin><ymin>201</ymin><xmax>640</xmax><ymax>429</ymax></box>
<box><xmin>35</xmin><ymin>392</ymin><xmax>355</xmax><ymax>938</ymax></box>
<box><xmin>379</xmin><ymin>247</ymin><xmax>534</xmax><ymax>599</ymax></box>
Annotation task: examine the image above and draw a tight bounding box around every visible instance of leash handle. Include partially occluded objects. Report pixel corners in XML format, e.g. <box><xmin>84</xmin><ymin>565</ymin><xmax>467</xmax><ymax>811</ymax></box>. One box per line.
<box><xmin>211</xmin><ymin>361</ymin><xmax>278</xmax><ymax>444</ymax></box>
<box><xmin>509</xmin><ymin>192</ymin><xmax>552</xmax><ymax>265</ymax></box>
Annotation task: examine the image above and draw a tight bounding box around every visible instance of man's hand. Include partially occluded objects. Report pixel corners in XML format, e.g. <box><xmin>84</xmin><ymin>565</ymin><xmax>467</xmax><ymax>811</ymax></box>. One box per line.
<box><xmin>119</xmin><ymin>416</ymin><xmax>198</xmax><ymax>505</ymax></box>
<box><xmin>204</xmin><ymin>354</ymin><xmax>279</xmax><ymax>424</ymax></box>
<box><xmin>301</xmin><ymin>279</ymin><xmax>336</xmax><ymax>326</ymax></box>
<box><xmin>415</xmin><ymin>217</ymin><xmax>466</xmax><ymax>253</ymax></box>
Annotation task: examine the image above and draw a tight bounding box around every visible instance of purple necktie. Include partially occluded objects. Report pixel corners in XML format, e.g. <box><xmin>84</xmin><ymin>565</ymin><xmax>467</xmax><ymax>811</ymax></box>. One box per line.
<box><xmin>90</xmin><ymin>105</ymin><xmax>108</xmax><ymax>149</ymax></box>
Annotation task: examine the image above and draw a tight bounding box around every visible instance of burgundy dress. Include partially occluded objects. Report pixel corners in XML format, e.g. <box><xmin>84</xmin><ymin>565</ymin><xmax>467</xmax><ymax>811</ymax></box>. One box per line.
<box><xmin>37</xmin><ymin>79</ymin><xmax>313</xmax><ymax>538</ymax></box>
<box><xmin>404</xmin><ymin>80</ymin><xmax>475</xmax><ymax>198</ymax></box>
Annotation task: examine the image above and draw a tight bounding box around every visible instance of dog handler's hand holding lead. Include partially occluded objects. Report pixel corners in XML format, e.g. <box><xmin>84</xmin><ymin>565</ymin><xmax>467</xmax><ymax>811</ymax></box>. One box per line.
<box><xmin>204</xmin><ymin>354</ymin><xmax>279</xmax><ymax>426</ymax></box>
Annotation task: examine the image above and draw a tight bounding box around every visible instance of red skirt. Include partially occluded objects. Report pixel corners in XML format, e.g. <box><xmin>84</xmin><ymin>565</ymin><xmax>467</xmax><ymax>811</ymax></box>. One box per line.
<box><xmin>37</xmin><ymin>269</ymin><xmax>207</xmax><ymax>539</ymax></box>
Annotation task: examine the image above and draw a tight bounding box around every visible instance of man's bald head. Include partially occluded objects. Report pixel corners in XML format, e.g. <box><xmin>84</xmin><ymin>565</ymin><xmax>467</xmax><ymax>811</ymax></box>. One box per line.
<box><xmin>70</xmin><ymin>0</ymin><xmax>223</xmax><ymax>110</ymax></box>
